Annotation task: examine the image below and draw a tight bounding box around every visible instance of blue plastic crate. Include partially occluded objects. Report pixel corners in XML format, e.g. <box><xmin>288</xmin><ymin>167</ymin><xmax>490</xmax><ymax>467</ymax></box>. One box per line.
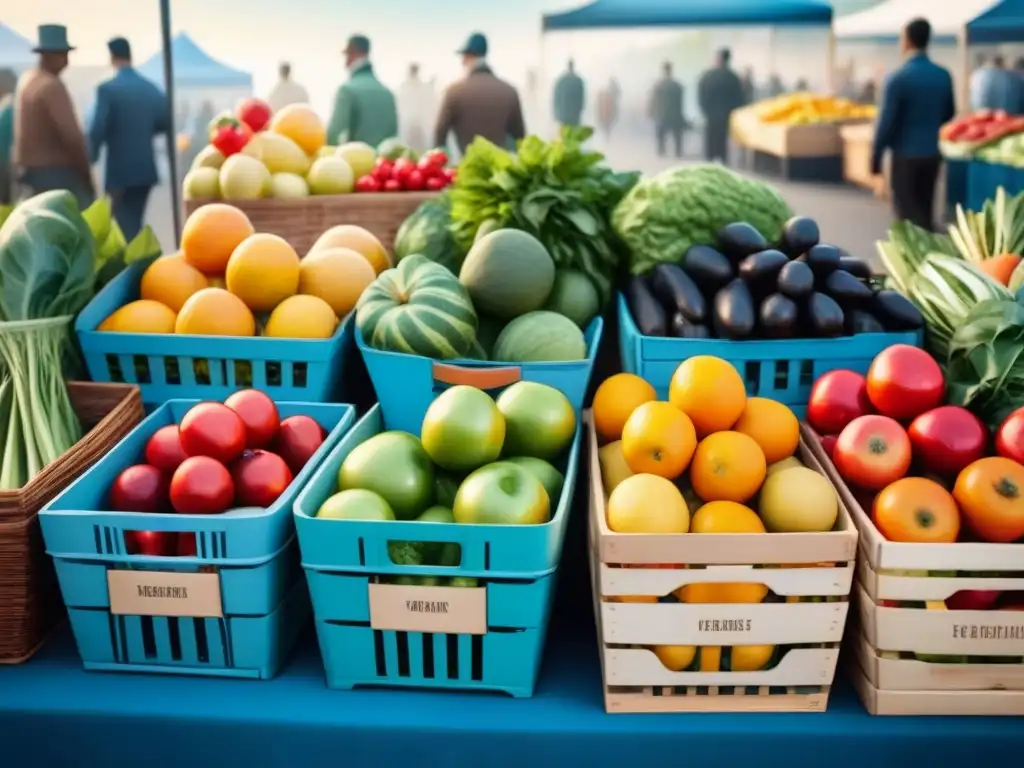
<box><xmin>617</xmin><ymin>294</ymin><xmax>921</xmax><ymax>419</ymax></box>
<box><xmin>38</xmin><ymin>400</ymin><xmax>355</xmax><ymax>678</ymax></box>
<box><xmin>293</xmin><ymin>403</ymin><xmax>581</xmax><ymax>697</ymax></box>
<box><xmin>76</xmin><ymin>260</ymin><xmax>354</xmax><ymax>406</ymax></box>
<box><xmin>356</xmin><ymin>316</ymin><xmax>603</xmax><ymax>435</ymax></box>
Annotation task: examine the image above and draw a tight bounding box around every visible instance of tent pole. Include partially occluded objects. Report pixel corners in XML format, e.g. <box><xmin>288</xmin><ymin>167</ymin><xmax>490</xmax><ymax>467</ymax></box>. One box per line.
<box><xmin>160</xmin><ymin>0</ymin><xmax>181</xmax><ymax>247</ymax></box>
<box><xmin>827</xmin><ymin>27</ymin><xmax>836</xmax><ymax>94</ymax></box>
<box><xmin>958</xmin><ymin>26</ymin><xmax>970</xmax><ymax>115</ymax></box>
<box><xmin>538</xmin><ymin>22</ymin><xmax>547</xmax><ymax>138</ymax></box>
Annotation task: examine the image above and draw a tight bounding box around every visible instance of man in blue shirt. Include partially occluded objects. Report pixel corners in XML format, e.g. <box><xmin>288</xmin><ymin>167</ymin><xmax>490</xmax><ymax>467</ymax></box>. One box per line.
<box><xmin>88</xmin><ymin>37</ymin><xmax>169</xmax><ymax>240</ymax></box>
<box><xmin>871</xmin><ymin>18</ymin><xmax>955</xmax><ymax>231</ymax></box>
<box><xmin>971</xmin><ymin>55</ymin><xmax>1023</xmax><ymax>113</ymax></box>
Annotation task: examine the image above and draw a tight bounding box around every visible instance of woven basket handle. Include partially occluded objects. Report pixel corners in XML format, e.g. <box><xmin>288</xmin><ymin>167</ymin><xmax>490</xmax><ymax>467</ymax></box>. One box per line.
<box><xmin>431</xmin><ymin>362</ymin><xmax>521</xmax><ymax>389</ymax></box>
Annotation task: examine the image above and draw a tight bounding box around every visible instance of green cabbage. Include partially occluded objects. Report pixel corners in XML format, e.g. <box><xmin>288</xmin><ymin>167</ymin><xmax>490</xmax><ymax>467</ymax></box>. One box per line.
<box><xmin>612</xmin><ymin>164</ymin><xmax>792</xmax><ymax>276</ymax></box>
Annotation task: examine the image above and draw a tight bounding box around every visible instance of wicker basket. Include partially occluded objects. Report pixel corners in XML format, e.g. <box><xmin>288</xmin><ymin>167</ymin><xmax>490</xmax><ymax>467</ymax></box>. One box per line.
<box><xmin>184</xmin><ymin>192</ymin><xmax>439</xmax><ymax>257</ymax></box>
<box><xmin>0</xmin><ymin>382</ymin><xmax>144</xmax><ymax>663</ymax></box>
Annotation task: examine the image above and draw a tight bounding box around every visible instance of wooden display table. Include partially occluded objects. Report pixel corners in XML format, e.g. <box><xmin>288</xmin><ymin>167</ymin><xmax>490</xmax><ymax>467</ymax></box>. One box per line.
<box><xmin>840</xmin><ymin>123</ymin><xmax>889</xmax><ymax>201</ymax></box>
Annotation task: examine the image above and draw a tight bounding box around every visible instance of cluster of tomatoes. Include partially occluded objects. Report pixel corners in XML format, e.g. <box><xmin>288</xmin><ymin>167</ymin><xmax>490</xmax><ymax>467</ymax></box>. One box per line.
<box><xmin>109</xmin><ymin>390</ymin><xmax>326</xmax><ymax>557</ymax></box>
<box><xmin>808</xmin><ymin>344</ymin><xmax>1024</xmax><ymax>547</ymax></box>
<box><xmin>354</xmin><ymin>150</ymin><xmax>455</xmax><ymax>193</ymax></box>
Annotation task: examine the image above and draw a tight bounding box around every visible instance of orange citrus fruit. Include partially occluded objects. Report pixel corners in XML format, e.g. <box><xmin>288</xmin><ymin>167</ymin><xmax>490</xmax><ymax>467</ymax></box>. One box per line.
<box><xmin>298</xmin><ymin>247</ymin><xmax>376</xmax><ymax>317</ymax></box>
<box><xmin>607</xmin><ymin>474</ymin><xmax>690</xmax><ymax>533</ymax></box>
<box><xmin>732</xmin><ymin>397</ymin><xmax>800</xmax><ymax>464</ymax></box>
<box><xmin>690</xmin><ymin>431</ymin><xmax>766</xmax><ymax>503</ymax></box>
<box><xmin>307</xmin><ymin>224</ymin><xmax>390</xmax><ymax>274</ymax></box>
<box><xmin>181</xmin><ymin>203</ymin><xmax>255</xmax><ymax>275</ymax></box>
<box><xmin>269</xmin><ymin>104</ymin><xmax>326</xmax><ymax>156</ymax></box>
<box><xmin>620</xmin><ymin>401</ymin><xmax>697</xmax><ymax>479</ymax></box>
<box><xmin>653</xmin><ymin>645</ymin><xmax>697</xmax><ymax>671</ymax></box>
<box><xmin>676</xmin><ymin>500</ymin><xmax>768</xmax><ymax>604</ymax></box>
<box><xmin>225</xmin><ymin>233</ymin><xmax>301</xmax><ymax>311</ymax></box>
<box><xmin>592</xmin><ymin>373</ymin><xmax>657</xmax><ymax>443</ymax></box>
<box><xmin>669</xmin><ymin>356</ymin><xmax>747</xmax><ymax>437</ymax></box>
<box><xmin>139</xmin><ymin>254</ymin><xmax>209</xmax><ymax>313</ymax></box>
<box><xmin>98</xmin><ymin>300</ymin><xmax>177</xmax><ymax>334</ymax></box>
<box><xmin>175</xmin><ymin>288</ymin><xmax>256</xmax><ymax>337</ymax></box>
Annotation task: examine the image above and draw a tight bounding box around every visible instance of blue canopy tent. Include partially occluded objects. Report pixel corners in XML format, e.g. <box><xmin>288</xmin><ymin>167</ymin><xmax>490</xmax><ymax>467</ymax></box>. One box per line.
<box><xmin>140</xmin><ymin>31</ymin><xmax>252</xmax><ymax>89</ymax></box>
<box><xmin>0</xmin><ymin>23</ymin><xmax>35</xmax><ymax>71</ymax></box>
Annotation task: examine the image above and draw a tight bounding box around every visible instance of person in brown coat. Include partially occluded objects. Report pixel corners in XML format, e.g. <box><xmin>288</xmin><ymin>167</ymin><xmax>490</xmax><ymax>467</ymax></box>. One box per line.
<box><xmin>433</xmin><ymin>32</ymin><xmax>526</xmax><ymax>154</ymax></box>
<box><xmin>14</xmin><ymin>25</ymin><xmax>93</xmax><ymax>208</ymax></box>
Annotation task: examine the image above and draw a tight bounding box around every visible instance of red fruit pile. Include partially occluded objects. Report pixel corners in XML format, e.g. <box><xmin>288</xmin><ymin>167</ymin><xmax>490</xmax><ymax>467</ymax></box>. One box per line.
<box><xmin>355</xmin><ymin>149</ymin><xmax>455</xmax><ymax>193</ymax></box>
<box><xmin>940</xmin><ymin>109</ymin><xmax>1024</xmax><ymax>144</ymax></box>
<box><xmin>111</xmin><ymin>389</ymin><xmax>327</xmax><ymax>557</ymax></box>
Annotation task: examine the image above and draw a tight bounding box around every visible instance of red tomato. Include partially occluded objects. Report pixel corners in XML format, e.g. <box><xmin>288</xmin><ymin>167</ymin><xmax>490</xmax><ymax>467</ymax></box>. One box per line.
<box><xmin>235</xmin><ymin>97</ymin><xmax>272</xmax><ymax>133</ymax></box>
<box><xmin>355</xmin><ymin>175</ymin><xmax>381</xmax><ymax>193</ymax></box>
<box><xmin>232</xmin><ymin>450</ymin><xmax>294</xmax><ymax>508</ymax></box>
<box><xmin>144</xmin><ymin>425</ymin><xmax>189</xmax><ymax>473</ymax></box>
<box><xmin>866</xmin><ymin>345</ymin><xmax>945</xmax><ymax>421</ymax></box>
<box><xmin>224</xmin><ymin>389</ymin><xmax>280</xmax><ymax>449</ymax></box>
<box><xmin>383</xmin><ymin>179</ymin><xmax>402</xmax><ymax>192</ymax></box>
<box><xmin>807</xmin><ymin>370</ymin><xmax>872</xmax><ymax>435</ymax></box>
<box><xmin>170</xmin><ymin>457</ymin><xmax>235</xmax><ymax>514</ymax></box>
<box><xmin>392</xmin><ymin>158</ymin><xmax>416</xmax><ymax>184</ymax></box>
<box><xmin>820</xmin><ymin>434</ymin><xmax>838</xmax><ymax>460</ymax></box>
<box><xmin>373</xmin><ymin>158</ymin><xmax>394</xmax><ymax>182</ymax></box>
<box><xmin>110</xmin><ymin>464</ymin><xmax>170</xmax><ymax>512</ymax></box>
<box><xmin>179</xmin><ymin>403</ymin><xmax>247</xmax><ymax>464</ymax></box>
<box><xmin>834</xmin><ymin>414</ymin><xmax>912</xmax><ymax>490</ymax></box>
<box><xmin>404</xmin><ymin>169</ymin><xmax>425</xmax><ymax>191</ymax></box>
<box><xmin>995</xmin><ymin>406</ymin><xmax>1024</xmax><ymax>464</ymax></box>
<box><xmin>209</xmin><ymin>123</ymin><xmax>250</xmax><ymax>157</ymax></box>
<box><xmin>425</xmin><ymin>176</ymin><xmax>446</xmax><ymax>191</ymax></box>
<box><xmin>125</xmin><ymin>530</ymin><xmax>177</xmax><ymax>556</ymax></box>
<box><xmin>908</xmin><ymin>406</ymin><xmax>988</xmax><ymax>477</ymax></box>
<box><xmin>273</xmin><ymin>415</ymin><xmax>326</xmax><ymax>474</ymax></box>
<box><xmin>177</xmin><ymin>533</ymin><xmax>198</xmax><ymax>556</ymax></box>
<box><xmin>443</xmin><ymin>167</ymin><xmax>457</xmax><ymax>183</ymax></box>
<box><xmin>420</xmin><ymin>149</ymin><xmax>449</xmax><ymax>169</ymax></box>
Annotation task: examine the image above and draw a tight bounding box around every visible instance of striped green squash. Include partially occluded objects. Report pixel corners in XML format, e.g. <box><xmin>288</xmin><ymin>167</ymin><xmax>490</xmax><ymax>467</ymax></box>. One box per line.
<box><xmin>356</xmin><ymin>254</ymin><xmax>478</xmax><ymax>359</ymax></box>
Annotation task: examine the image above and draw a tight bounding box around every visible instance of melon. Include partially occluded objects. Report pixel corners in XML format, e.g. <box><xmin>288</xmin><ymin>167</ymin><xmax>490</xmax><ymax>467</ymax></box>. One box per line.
<box><xmin>475</xmin><ymin>314</ymin><xmax>505</xmax><ymax>357</ymax></box>
<box><xmin>492</xmin><ymin>311</ymin><xmax>587</xmax><ymax>363</ymax></box>
<box><xmin>459</xmin><ymin>230</ymin><xmax>555</xmax><ymax>320</ymax></box>
<box><xmin>543</xmin><ymin>269</ymin><xmax>600</xmax><ymax>328</ymax></box>
<box><xmin>356</xmin><ymin>254</ymin><xmax>478</xmax><ymax>359</ymax></box>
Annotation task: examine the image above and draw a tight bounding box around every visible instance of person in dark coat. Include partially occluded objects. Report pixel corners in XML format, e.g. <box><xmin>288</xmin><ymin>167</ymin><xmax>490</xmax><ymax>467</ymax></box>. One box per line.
<box><xmin>552</xmin><ymin>59</ymin><xmax>585</xmax><ymax>128</ymax></box>
<box><xmin>871</xmin><ymin>18</ymin><xmax>955</xmax><ymax>231</ymax></box>
<box><xmin>649</xmin><ymin>62</ymin><xmax>685</xmax><ymax>158</ymax></box>
<box><xmin>697</xmin><ymin>48</ymin><xmax>745</xmax><ymax>165</ymax></box>
<box><xmin>88</xmin><ymin>37</ymin><xmax>169</xmax><ymax>240</ymax></box>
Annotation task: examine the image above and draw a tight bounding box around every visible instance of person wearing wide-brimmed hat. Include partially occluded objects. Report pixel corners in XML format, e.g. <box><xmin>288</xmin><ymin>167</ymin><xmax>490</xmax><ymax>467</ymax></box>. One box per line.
<box><xmin>326</xmin><ymin>35</ymin><xmax>398</xmax><ymax>148</ymax></box>
<box><xmin>433</xmin><ymin>32</ymin><xmax>525</xmax><ymax>154</ymax></box>
<box><xmin>87</xmin><ymin>37</ymin><xmax>169</xmax><ymax>240</ymax></box>
<box><xmin>13</xmin><ymin>24</ymin><xmax>94</xmax><ymax>208</ymax></box>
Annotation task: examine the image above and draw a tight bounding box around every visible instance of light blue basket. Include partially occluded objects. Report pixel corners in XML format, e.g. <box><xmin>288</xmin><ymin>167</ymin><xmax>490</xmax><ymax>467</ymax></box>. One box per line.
<box><xmin>356</xmin><ymin>316</ymin><xmax>603</xmax><ymax>434</ymax></box>
<box><xmin>75</xmin><ymin>261</ymin><xmax>353</xmax><ymax>406</ymax></box>
<box><xmin>617</xmin><ymin>294</ymin><xmax>922</xmax><ymax>419</ymax></box>
<box><xmin>293</xmin><ymin>403</ymin><xmax>582</xmax><ymax>697</ymax></box>
<box><xmin>39</xmin><ymin>399</ymin><xmax>355</xmax><ymax>678</ymax></box>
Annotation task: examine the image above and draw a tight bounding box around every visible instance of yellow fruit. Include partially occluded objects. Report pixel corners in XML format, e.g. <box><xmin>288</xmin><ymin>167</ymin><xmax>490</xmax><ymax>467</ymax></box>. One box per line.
<box><xmin>669</xmin><ymin>356</ymin><xmax>747</xmax><ymax>437</ymax></box>
<box><xmin>269</xmin><ymin>104</ymin><xmax>326</xmax><ymax>156</ymax></box>
<box><xmin>598</xmin><ymin>440</ymin><xmax>634</xmax><ymax>494</ymax></box>
<box><xmin>729</xmin><ymin>645</ymin><xmax>775</xmax><ymax>671</ymax></box>
<box><xmin>759</xmin><ymin>466</ymin><xmax>839</xmax><ymax>533</ymax></box>
<box><xmin>607</xmin><ymin>473</ymin><xmax>689</xmax><ymax>533</ymax></box>
<box><xmin>766</xmin><ymin>456</ymin><xmax>804</xmax><ymax>476</ymax></box>
<box><xmin>181</xmin><ymin>203</ymin><xmax>254</xmax><ymax>275</ymax></box>
<box><xmin>98</xmin><ymin>300</ymin><xmax>177</xmax><ymax>334</ymax></box>
<box><xmin>307</xmin><ymin>225</ymin><xmax>390</xmax><ymax>274</ymax></box>
<box><xmin>175</xmin><ymin>288</ymin><xmax>256</xmax><ymax>337</ymax></box>
<box><xmin>225</xmin><ymin>233</ymin><xmax>301</xmax><ymax>312</ymax></box>
<box><xmin>592</xmin><ymin>373</ymin><xmax>657</xmax><ymax>443</ymax></box>
<box><xmin>732</xmin><ymin>397</ymin><xmax>800</xmax><ymax>464</ymax></box>
<box><xmin>653</xmin><ymin>645</ymin><xmax>697</xmax><ymax>672</ymax></box>
<box><xmin>676</xmin><ymin>501</ymin><xmax>768</xmax><ymax>604</ymax></box>
<box><xmin>264</xmin><ymin>295</ymin><xmax>339</xmax><ymax>339</ymax></box>
<box><xmin>139</xmin><ymin>253</ymin><xmax>209</xmax><ymax>313</ymax></box>
<box><xmin>298</xmin><ymin>247</ymin><xmax>376</xmax><ymax>317</ymax></box>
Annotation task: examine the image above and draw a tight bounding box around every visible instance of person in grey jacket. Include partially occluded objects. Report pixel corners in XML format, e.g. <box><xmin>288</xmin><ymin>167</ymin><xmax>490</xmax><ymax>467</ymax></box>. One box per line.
<box><xmin>697</xmin><ymin>48</ymin><xmax>745</xmax><ymax>165</ymax></box>
<box><xmin>649</xmin><ymin>62</ymin><xmax>685</xmax><ymax>158</ymax></box>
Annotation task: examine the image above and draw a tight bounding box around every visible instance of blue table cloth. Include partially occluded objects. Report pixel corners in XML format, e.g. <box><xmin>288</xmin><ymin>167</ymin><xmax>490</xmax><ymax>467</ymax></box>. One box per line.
<box><xmin>946</xmin><ymin>158</ymin><xmax>968</xmax><ymax>212</ymax></box>
<box><xmin>967</xmin><ymin>159</ymin><xmax>1024</xmax><ymax>211</ymax></box>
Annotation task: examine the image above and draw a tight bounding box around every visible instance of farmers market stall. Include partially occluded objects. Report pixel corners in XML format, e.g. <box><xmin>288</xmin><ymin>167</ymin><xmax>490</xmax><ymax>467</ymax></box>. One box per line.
<box><xmin>940</xmin><ymin>111</ymin><xmax>1024</xmax><ymax>211</ymax></box>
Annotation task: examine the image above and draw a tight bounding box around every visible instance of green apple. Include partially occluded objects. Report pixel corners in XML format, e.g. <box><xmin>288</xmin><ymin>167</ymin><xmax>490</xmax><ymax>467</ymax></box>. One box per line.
<box><xmin>495</xmin><ymin>381</ymin><xmax>576</xmax><ymax>460</ymax></box>
<box><xmin>338</xmin><ymin>431</ymin><xmax>435</xmax><ymax>519</ymax></box>
<box><xmin>505</xmin><ymin>456</ymin><xmax>564</xmax><ymax>505</ymax></box>
<box><xmin>453</xmin><ymin>461</ymin><xmax>550</xmax><ymax>525</ymax></box>
<box><xmin>316</xmin><ymin>489</ymin><xmax>394</xmax><ymax>520</ymax></box>
<box><xmin>420</xmin><ymin>386</ymin><xmax>505</xmax><ymax>472</ymax></box>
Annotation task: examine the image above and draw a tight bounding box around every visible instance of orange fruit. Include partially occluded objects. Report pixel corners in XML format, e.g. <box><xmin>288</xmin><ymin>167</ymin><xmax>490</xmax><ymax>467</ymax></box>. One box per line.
<box><xmin>269</xmin><ymin>104</ymin><xmax>326</xmax><ymax>156</ymax></box>
<box><xmin>175</xmin><ymin>288</ymin><xmax>256</xmax><ymax>337</ymax></box>
<box><xmin>607</xmin><ymin>474</ymin><xmax>690</xmax><ymax>533</ymax></box>
<box><xmin>298</xmin><ymin>247</ymin><xmax>376</xmax><ymax>317</ymax></box>
<box><xmin>875</xmin><ymin>477</ymin><xmax>960</xmax><ymax>543</ymax></box>
<box><xmin>732</xmin><ymin>397</ymin><xmax>800</xmax><ymax>464</ymax></box>
<box><xmin>592</xmin><ymin>373</ymin><xmax>657</xmax><ymax>443</ymax></box>
<box><xmin>139</xmin><ymin>254</ymin><xmax>209</xmax><ymax>313</ymax></box>
<box><xmin>653</xmin><ymin>645</ymin><xmax>697</xmax><ymax>671</ymax></box>
<box><xmin>225</xmin><ymin>233</ymin><xmax>301</xmax><ymax>311</ymax></box>
<box><xmin>620</xmin><ymin>401</ymin><xmax>697</xmax><ymax>478</ymax></box>
<box><xmin>98</xmin><ymin>300</ymin><xmax>177</xmax><ymax>334</ymax></box>
<box><xmin>307</xmin><ymin>225</ymin><xmax>390</xmax><ymax>274</ymax></box>
<box><xmin>181</xmin><ymin>203</ymin><xmax>255</xmax><ymax>275</ymax></box>
<box><xmin>669</xmin><ymin>356</ymin><xmax>747</xmax><ymax>437</ymax></box>
<box><xmin>690</xmin><ymin>431</ymin><xmax>766</xmax><ymax>503</ymax></box>
<box><xmin>675</xmin><ymin>501</ymin><xmax>768</xmax><ymax>604</ymax></box>
<box><xmin>264</xmin><ymin>295</ymin><xmax>339</xmax><ymax>339</ymax></box>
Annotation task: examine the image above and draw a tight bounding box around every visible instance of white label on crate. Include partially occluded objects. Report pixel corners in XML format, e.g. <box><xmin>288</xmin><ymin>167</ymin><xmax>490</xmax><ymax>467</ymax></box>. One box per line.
<box><xmin>107</xmin><ymin>570</ymin><xmax>223</xmax><ymax>618</ymax></box>
<box><xmin>698</xmin><ymin>618</ymin><xmax>753</xmax><ymax>633</ymax></box>
<box><xmin>368</xmin><ymin>583</ymin><xmax>486</xmax><ymax>635</ymax></box>
<box><xmin>952</xmin><ymin>621</ymin><xmax>1024</xmax><ymax>642</ymax></box>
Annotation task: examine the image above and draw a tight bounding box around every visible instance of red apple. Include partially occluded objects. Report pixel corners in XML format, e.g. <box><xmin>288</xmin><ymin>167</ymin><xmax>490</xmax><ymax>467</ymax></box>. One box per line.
<box><xmin>946</xmin><ymin>590</ymin><xmax>1001</xmax><ymax>611</ymax></box>
<box><xmin>232</xmin><ymin>450</ymin><xmax>293</xmax><ymax>508</ymax></box>
<box><xmin>110</xmin><ymin>464</ymin><xmax>170</xmax><ymax>512</ymax></box>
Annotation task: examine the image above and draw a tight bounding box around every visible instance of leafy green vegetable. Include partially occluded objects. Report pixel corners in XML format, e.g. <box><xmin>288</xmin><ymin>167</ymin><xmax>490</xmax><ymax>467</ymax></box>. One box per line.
<box><xmin>82</xmin><ymin>197</ymin><xmax>161</xmax><ymax>291</ymax></box>
<box><xmin>449</xmin><ymin>125</ymin><xmax>638</xmax><ymax>304</ymax></box>
<box><xmin>612</xmin><ymin>164</ymin><xmax>791</xmax><ymax>276</ymax></box>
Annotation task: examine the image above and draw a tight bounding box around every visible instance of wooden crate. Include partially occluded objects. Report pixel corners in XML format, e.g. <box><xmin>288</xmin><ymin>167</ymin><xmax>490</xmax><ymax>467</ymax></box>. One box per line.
<box><xmin>803</xmin><ymin>425</ymin><xmax>1024</xmax><ymax>716</ymax></box>
<box><xmin>587</xmin><ymin>414</ymin><xmax>858</xmax><ymax>714</ymax></box>
<box><xmin>839</xmin><ymin>124</ymin><xmax>889</xmax><ymax>200</ymax></box>
<box><xmin>184</xmin><ymin>191</ymin><xmax>438</xmax><ymax>256</ymax></box>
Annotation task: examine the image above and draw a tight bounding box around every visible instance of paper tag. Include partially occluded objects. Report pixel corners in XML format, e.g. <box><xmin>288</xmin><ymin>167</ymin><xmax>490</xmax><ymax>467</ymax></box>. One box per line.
<box><xmin>107</xmin><ymin>570</ymin><xmax>223</xmax><ymax>618</ymax></box>
<box><xmin>368</xmin><ymin>583</ymin><xmax>486</xmax><ymax>635</ymax></box>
